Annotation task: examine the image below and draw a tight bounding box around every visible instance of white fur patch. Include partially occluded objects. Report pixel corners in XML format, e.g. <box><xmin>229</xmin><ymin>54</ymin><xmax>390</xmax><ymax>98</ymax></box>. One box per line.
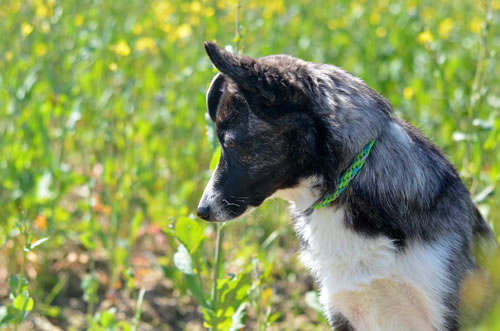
<box><xmin>273</xmin><ymin>178</ymin><xmax>451</xmax><ymax>330</ymax></box>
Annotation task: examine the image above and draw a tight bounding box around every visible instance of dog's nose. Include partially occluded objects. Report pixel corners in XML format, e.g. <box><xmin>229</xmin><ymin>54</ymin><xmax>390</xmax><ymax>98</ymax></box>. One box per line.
<box><xmin>197</xmin><ymin>205</ymin><xmax>210</xmax><ymax>220</ymax></box>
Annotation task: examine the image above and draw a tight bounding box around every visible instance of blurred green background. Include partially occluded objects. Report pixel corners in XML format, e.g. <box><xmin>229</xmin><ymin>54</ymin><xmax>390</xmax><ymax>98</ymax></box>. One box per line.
<box><xmin>0</xmin><ymin>0</ymin><xmax>499</xmax><ymax>330</ymax></box>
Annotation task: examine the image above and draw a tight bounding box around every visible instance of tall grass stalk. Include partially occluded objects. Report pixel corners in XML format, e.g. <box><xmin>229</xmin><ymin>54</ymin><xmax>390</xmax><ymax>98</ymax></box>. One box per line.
<box><xmin>467</xmin><ymin>0</ymin><xmax>493</xmax><ymax>194</ymax></box>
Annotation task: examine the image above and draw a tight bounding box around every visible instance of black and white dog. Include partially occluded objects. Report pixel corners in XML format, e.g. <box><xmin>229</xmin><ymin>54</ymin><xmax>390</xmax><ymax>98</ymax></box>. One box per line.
<box><xmin>197</xmin><ymin>42</ymin><xmax>494</xmax><ymax>330</ymax></box>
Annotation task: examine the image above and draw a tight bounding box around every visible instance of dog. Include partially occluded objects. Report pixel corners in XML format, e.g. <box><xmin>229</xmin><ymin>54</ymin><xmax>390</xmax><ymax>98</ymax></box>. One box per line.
<box><xmin>197</xmin><ymin>41</ymin><xmax>494</xmax><ymax>330</ymax></box>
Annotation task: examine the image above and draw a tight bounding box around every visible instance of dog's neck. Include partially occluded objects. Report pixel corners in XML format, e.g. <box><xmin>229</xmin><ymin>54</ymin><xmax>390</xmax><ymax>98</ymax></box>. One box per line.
<box><xmin>271</xmin><ymin>177</ymin><xmax>323</xmax><ymax>212</ymax></box>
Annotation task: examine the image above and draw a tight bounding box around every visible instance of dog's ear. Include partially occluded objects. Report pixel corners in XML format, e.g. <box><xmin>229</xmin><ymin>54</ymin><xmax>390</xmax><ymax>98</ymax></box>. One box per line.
<box><xmin>204</xmin><ymin>42</ymin><xmax>253</xmax><ymax>82</ymax></box>
<box><xmin>204</xmin><ymin>41</ymin><xmax>277</xmax><ymax>103</ymax></box>
<box><xmin>206</xmin><ymin>73</ymin><xmax>225</xmax><ymax>122</ymax></box>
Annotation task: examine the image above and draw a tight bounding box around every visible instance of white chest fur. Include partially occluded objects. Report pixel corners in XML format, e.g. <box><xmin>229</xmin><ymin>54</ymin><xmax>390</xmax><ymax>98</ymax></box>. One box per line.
<box><xmin>273</xmin><ymin>179</ymin><xmax>451</xmax><ymax>331</ymax></box>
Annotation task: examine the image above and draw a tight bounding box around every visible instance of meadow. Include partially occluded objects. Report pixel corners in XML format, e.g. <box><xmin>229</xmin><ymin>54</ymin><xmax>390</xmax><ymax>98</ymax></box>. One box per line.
<box><xmin>0</xmin><ymin>0</ymin><xmax>499</xmax><ymax>330</ymax></box>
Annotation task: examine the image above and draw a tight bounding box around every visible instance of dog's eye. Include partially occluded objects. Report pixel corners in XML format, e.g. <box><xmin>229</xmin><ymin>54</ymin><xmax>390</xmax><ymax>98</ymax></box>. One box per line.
<box><xmin>224</xmin><ymin>138</ymin><xmax>236</xmax><ymax>149</ymax></box>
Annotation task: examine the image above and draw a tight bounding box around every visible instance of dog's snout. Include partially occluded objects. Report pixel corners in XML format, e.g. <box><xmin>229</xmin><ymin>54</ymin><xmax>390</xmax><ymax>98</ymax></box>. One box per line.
<box><xmin>197</xmin><ymin>204</ymin><xmax>210</xmax><ymax>220</ymax></box>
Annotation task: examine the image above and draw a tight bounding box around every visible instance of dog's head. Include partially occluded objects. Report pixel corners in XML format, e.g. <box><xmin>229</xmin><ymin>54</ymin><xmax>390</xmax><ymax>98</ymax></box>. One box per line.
<box><xmin>197</xmin><ymin>42</ymin><xmax>318</xmax><ymax>222</ymax></box>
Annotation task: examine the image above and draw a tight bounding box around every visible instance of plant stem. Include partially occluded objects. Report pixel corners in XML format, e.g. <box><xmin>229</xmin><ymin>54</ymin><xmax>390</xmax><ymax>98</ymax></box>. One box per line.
<box><xmin>234</xmin><ymin>0</ymin><xmax>242</xmax><ymax>53</ymax></box>
<box><xmin>14</xmin><ymin>223</ymin><xmax>28</xmax><ymax>331</ymax></box>
<box><xmin>132</xmin><ymin>288</ymin><xmax>146</xmax><ymax>331</ymax></box>
<box><xmin>211</xmin><ymin>223</ymin><xmax>224</xmax><ymax>331</ymax></box>
<box><xmin>466</xmin><ymin>0</ymin><xmax>492</xmax><ymax>193</ymax></box>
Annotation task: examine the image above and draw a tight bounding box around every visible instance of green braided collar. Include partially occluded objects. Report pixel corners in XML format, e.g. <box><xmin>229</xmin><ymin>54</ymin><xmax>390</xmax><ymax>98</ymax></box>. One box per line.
<box><xmin>313</xmin><ymin>139</ymin><xmax>375</xmax><ymax>209</ymax></box>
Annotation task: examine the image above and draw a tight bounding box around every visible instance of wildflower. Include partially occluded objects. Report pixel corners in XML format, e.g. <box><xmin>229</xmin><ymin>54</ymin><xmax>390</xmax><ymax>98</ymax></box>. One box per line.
<box><xmin>261</xmin><ymin>287</ymin><xmax>273</xmax><ymax>304</ymax></box>
<box><xmin>5</xmin><ymin>51</ymin><xmax>13</xmax><ymax>61</ymax></box>
<box><xmin>403</xmin><ymin>87</ymin><xmax>414</xmax><ymax>100</ymax></box>
<box><xmin>175</xmin><ymin>24</ymin><xmax>192</xmax><ymax>39</ymax></box>
<box><xmin>135</xmin><ymin>37</ymin><xmax>157</xmax><ymax>53</ymax></box>
<box><xmin>190</xmin><ymin>1</ymin><xmax>202</xmax><ymax>13</ymax></box>
<box><xmin>74</xmin><ymin>14</ymin><xmax>84</xmax><ymax>27</ymax></box>
<box><xmin>469</xmin><ymin>17</ymin><xmax>482</xmax><ymax>34</ymax></box>
<box><xmin>111</xmin><ymin>40</ymin><xmax>131</xmax><ymax>56</ymax></box>
<box><xmin>438</xmin><ymin>18</ymin><xmax>454</xmax><ymax>39</ymax></box>
<box><xmin>36</xmin><ymin>4</ymin><xmax>49</xmax><ymax>18</ymax></box>
<box><xmin>21</xmin><ymin>22</ymin><xmax>33</xmax><ymax>36</ymax></box>
<box><xmin>34</xmin><ymin>215</ymin><xmax>47</xmax><ymax>230</ymax></box>
<box><xmin>263</xmin><ymin>0</ymin><xmax>285</xmax><ymax>19</ymax></box>
<box><xmin>191</xmin><ymin>16</ymin><xmax>200</xmax><ymax>27</ymax></box>
<box><xmin>417</xmin><ymin>30</ymin><xmax>433</xmax><ymax>45</ymax></box>
<box><xmin>204</xmin><ymin>7</ymin><xmax>215</xmax><ymax>17</ymax></box>
<box><xmin>369</xmin><ymin>12</ymin><xmax>381</xmax><ymax>25</ymax></box>
<box><xmin>109</xmin><ymin>62</ymin><xmax>118</xmax><ymax>71</ymax></box>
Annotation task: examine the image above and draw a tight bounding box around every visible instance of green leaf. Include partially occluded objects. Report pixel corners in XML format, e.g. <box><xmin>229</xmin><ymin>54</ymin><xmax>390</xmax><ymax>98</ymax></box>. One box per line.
<box><xmin>210</xmin><ymin>147</ymin><xmax>221</xmax><ymax>171</ymax></box>
<box><xmin>228</xmin><ymin>302</ymin><xmax>248</xmax><ymax>331</ymax></box>
<box><xmin>27</xmin><ymin>236</ymin><xmax>50</xmax><ymax>251</ymax></box>
<box><xmin>9</xmin><ymin>275</ymin><xmax>28</xmax><ymax>296</ymax></box>
<box><xmin>80</xmin><ymin>231</ymin><xmax>97</xmax><ymax>251</ymax></box>
<box><xmin>173</xmin><ymin>244</ymin><xmax>193</xmax><ymax>275</ymax></box>
<box><xmin>98</xmin><ymin>309</ymin><xmax>116</xmax><ymax>327</ymax></box>
<box><xmin>209</xmin><ymin>263</ymin><xmax>254</xmax><ymax>328</ymax></box>
<box><xmin>267</xmin><ymin>311</ymin><xmax>281</xmax><ymax>324</ymax></box>
<box><xmin>185</xmin><ymin>274</ymin><xmax>209</xmax><ymax>309</ymax></box>
<box><xmin>81</xmin><ymin>274</ymin><xmax>99</xmax><ymax>304</ymax></box>
<box><xmin>13</xmin><ymin>291</ymin><xmax>34</xmax><ymax>312</ymax></box>
<box><xmin>175</xmin><ymin>217</ymin><xmax>204</xmax><ymax>255</ymax></box>
<box><xmin>0</xmin><ymin>305</ymin><xmax>22</xmax><ymax>327</ymax></box>
<box><xmin>173</xmin><ymin>245</ymin><xmax>209</xmax><ymax>309</ymax></box>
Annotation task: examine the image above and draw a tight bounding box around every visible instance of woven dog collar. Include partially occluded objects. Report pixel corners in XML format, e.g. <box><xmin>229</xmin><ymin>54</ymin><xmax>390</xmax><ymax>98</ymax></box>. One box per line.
<box><xmin>313</xmin><ymin>139</ymin><xmax>375</xmax><ymax>209</ymax></box>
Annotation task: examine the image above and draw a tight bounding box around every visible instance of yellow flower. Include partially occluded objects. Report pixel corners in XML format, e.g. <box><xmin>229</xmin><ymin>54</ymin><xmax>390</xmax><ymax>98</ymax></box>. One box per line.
<box><xmin>403</xmin><ymin>87</ymin><xmax>414</xmax><ymax>100</ymax></box>
<box><xmin>74</xmin><ymin>14</ymin><xmax>84</xmax><ymax>27</ymax></box>
<box><xmin>263</xmin><ymin>0</ymin><xmax>285</xmax><ymax>19</ymax></box>
<box><xmin>135</xmin><ymin>37</ymin><xmax>157</xmax><ymax>53</ymax></box>
<box><xmin>36</xmin><ymin>4</ymin><xmax>49</xmax><ymax>18</ymax></box>
<box><xmin>261</xmin><ymin>287</ymin><xmax>273</xmax><ymax>304</ymax></box>
<box><xmin>36</xmin><ymin>5</ymin><xmax>48</xmax><ymax>18</ymax></box>
<box><xmin>469</xmin><ymin>17</ymin><xmax>482</xmax><ymax>34</ymax></box>
<box><xmin>175</xmin><ymin>24</ymin><xmax>192</xmax><ymax>39</ymax></box>
<box><xmin>191</xmin><ymin>16</ymin><xmax>200</xmax><ymax>27</ymax></box>
<box><xmin>190</xmin><ymin>1</ymin><xmax>202</xmax><ymax>13</ymax></box>
<box><xmin>109</xmin><ymin>62</ymin><xmax>118</xmax><ymax>71</ymax></box>
<box><xmin>328</xmin><ymin>19</ymin><xmax>346</xmax><ymax>30</ymax></box>
<box><xmin>111</xmin><ymin>40</ymin><xmax>131</xmax><ymax>56</ymax></box>
<box><xmin>493</xmin><ymin>0</ymin><xmax>500</xmax><ymax>10</ymax></box>
<box><xmin>5</xmin><ymin>51</ymin><xmax>13</xmax><ymax>61</ymax></box>
<box><xmin>376</xmin><ymin>26</ymin><xmax>387</xmax><ymax>38</ymax></box>
<box><xmin>21</xmin><ymin>22</ymin><xmax>33</xmax><ymax>36</ymax></box>
<box><xmin>407</xmin><ymin>0</ymin><xmax>417</xmax><ymax>11</ymax></box>
<box><xmin>35</xmin><ymin>43</ymin><xmax>48</xmax><ymax>57</ymax></box>
<box><xmin>417</xmin><ymin>30</ymin><xmax>433</xmax><ymax>45</ymax></box>
<box><xmin>204</xmin><ymin>7</ymin><xmax>215</xmax><ymax>17</ymax></box>
<box><xmin>369</xmin><ymin>12</ymin><xmax>380</xmax><ymax>25</ymax></box>
<box><xmin>438</xmin><ymin>18</ymin><xmax>454</xmax><ymax>39</ymax></box>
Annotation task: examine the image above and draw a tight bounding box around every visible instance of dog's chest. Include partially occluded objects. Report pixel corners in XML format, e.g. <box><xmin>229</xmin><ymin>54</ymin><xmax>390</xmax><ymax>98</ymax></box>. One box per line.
<box><xmin>294</xmin><ymin>207</ymin><xmax>397</xmax><ymax>293</ymax></box>
<box><xmin>294</xmin><ymin>207</ymin><xmax>448</xmax><ymax>330</ymax></box>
